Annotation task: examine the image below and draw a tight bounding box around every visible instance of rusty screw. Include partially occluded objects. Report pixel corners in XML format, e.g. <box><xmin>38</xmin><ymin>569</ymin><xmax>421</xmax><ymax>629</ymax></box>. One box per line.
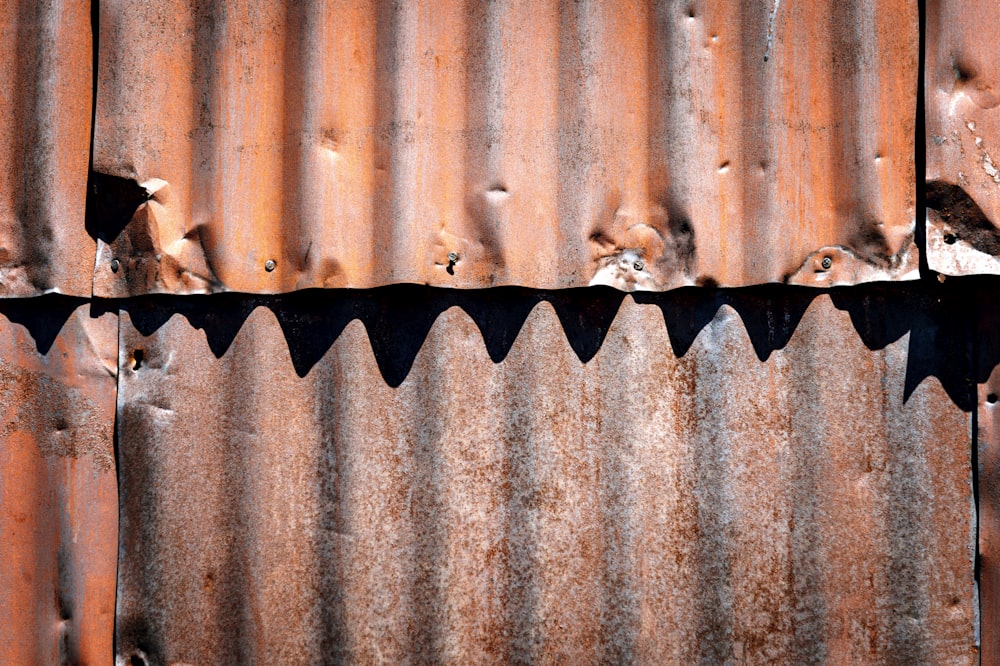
<box><xmin>820</xmin><ymin>256</ymin><xmax>832</xmax><ymax>270</ymax></box>
<box><xmin>110</xmin><ymin>259</ymin><xmax>120</xmax><ymax>273</ymax></box>
<box><xmin>633</xmin><ymin>259</ymin><xmax>645</xmax><ymax>272</ymax></box>
<box><xmin>265</xmin><ymin>259</ymin><xmax>276</xmax><ymax>272</ymax></box>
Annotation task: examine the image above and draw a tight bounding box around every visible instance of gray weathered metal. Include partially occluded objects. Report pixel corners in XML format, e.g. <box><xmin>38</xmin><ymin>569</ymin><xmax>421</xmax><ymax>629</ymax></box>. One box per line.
<box><xmin>114</xmin><ymin>292</ymin><xmax>975</xmax><ymax>663</ymax></box>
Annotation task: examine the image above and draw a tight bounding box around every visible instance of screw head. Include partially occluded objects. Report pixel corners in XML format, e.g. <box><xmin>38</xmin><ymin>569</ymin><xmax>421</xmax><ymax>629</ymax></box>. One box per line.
<box><xmin>447</xmin><ymin>251</ymin><xmax>459</xmax><ymax>263</ymax></box>
<box><xmin>110</xmin><ymin>259</ymin><xmax>120</xmax><ymax>273</ymax></box>
<box><xmin>820</xmin><ymin>256</ymin><xmax>832</xmax><ymax>270</ymax></box>
<box><xmin>633</xmin><ymin>259</ymin><xmax>645</xmax><ymax>272</ymax></box>
<box><xmin>264</xmin><ymin>259</ymin><xmax>276</xmax><ymax>272</ymax></box>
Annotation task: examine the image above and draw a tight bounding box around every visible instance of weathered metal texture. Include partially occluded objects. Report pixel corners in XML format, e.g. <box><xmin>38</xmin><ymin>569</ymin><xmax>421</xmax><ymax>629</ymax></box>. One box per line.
<box><xmin>93</xmin><ymin>0</ymin><xmax>918</xmax><ymax>296</ymax></box>
<box><xmin>981</xmin><ymin>372</ymin><xmax>999</xmax><ymax>665</ymax></box>
<box><xmin>0</xmin><ymin>0</ymin><xmax>96</xmax><ymax>297</ymax></box>
<box><xmin>975</xmin><ymin>284</ymin><xmax>1000</xmax><ymax>666</ymax></box>
<box><xmin>925</xmin><ymin>0</ymin><xmax>1000</xmax><ymax>276</ymax></box>
<box><xmin>114</xmin><ymin>290</ymin><xmax>974</xmax><ymax>664</ymax></box>
<box><xmin>0</xmin><ymin>300</ymin><xmax>118</xmax><ymax>664</ymax></box>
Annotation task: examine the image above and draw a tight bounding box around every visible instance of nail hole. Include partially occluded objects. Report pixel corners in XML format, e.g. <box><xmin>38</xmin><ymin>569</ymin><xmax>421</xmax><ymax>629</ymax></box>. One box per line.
<box><xmin>131</xmin><ymin>349</ymin><xmax>144</xmax><ymax>371</ymax></box>
<box><xmin>130</xmin><ymin>654</ymin><xmax>147</xmax><ymax>666</ymax></box>
<box><xmin>988</xmin><ymin>393</ymin><xmax>998</xmax><ymax>405</ymax></box>
<box><xmin>943</xmin><ymin>233</ymin><xmax>957</xmax><ymax>245</ymax></box>
<box><xmin>110</xmin><ymin>259</ymin><xmax>120</xmax><ymax>273</ymax></box>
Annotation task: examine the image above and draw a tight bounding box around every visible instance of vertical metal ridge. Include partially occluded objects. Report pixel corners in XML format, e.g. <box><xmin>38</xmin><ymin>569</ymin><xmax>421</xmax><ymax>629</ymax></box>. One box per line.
<box><xmin>111</xmin><ymin>289</ymin><xmax>976</xmax><ymax>663</ymax></box>
<box><xmin>88</xmin><ymin>0</ymin><xmax>918</xmax><ymax>294</ymax></box>
<box><xmin>0</xmin><ymin>301</ymin><xmax>118</xmax><ymax>663</ymax></box>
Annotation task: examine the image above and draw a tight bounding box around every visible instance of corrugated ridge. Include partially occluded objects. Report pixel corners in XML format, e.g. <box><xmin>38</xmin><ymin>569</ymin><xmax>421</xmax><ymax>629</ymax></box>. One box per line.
<box><xmin>0</xmin><ymin>0</ymin><xmax>95</xmax><ymax>297</ymax></box>
<box><xmin>90</xmin><ymin>0</ymin><xmax>918</xmax><ymax>295</ymax></box>
<box><xmin>111</xmin><ymin>288</ymin><xmax>977</xmax><ymax>663</ymax></box>
<box><xmin>0</xmin><ymin>300</ymin><xmax>118</xmax><ymax>663</ymax></box>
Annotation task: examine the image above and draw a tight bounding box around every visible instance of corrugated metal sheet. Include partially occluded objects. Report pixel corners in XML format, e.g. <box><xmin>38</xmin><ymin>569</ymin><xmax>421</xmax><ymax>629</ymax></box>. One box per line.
<box><xmin>981</xmin><ymin>372</ymin><xmax>999</xmax><ymax>664</ymax></box>
<box><xmin>92</xmin><ymin>0</ymin><xmax>918</xmax><ymax>296</ymax></box>
<box><xmin>976</xmin><ymin>285</ymin><xmax>1000</xmax><ymax>666</ymax></box>
<box><xmin>925</xmin><ymin>0</ymin><xmax>1000</xmax><ymax>276</ymax></box>
<box><xmin>3</xmin><ymin>2</ymin><xmax>994</xmax><ymax>662</ymax></box>
<box><xmin>0</xmin><ymin>300</ymin><xmax>118</xmax><ymax>663</ymax></box>
<box><xmin>114</xmin><ymin>291</ymin><xmax>975</xmax><ymax>664</ymax></box>
<box><xmin>0</xmin><ymin>0</ymin><xmax>96</xmax><ymax>297</ymax></box>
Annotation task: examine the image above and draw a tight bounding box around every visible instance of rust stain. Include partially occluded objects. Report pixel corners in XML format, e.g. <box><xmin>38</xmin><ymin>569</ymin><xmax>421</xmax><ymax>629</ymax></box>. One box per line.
<box><xmin>113</xmin><ymin>292</ymin><xmax>975</xmax><ymax>663</ymax></box>
<box><xmin>0</xmin><ymin>1</ymin><xmax>993</xmax><ymax>662</ymax></box>
<box><xmin>0</xmin><ymin>0</ymin><xmax>95</xmax><ymax>297</ymax></box>
<box><xmin>91</xmin><ymin>0</ymin><xmax>917</xmax><ymax>294</ymax></box>
<box><xmin>0</xmin><ymin>302</ymin><xmax>118</xmax><ymax>664</ymax></box>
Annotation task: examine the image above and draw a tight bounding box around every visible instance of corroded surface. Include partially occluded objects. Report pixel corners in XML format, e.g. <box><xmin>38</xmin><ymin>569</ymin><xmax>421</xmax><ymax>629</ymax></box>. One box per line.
<box><xmin>926</xmin><ymin>0</ymin><xmax>1000</xmax><ymax>276</ymax></box>
<box><xmin>0</xmin><ymin>301</ymin><xmax>118</xmax><ymax>664</ymax></box>
<box><xmin>115</xmin><ymin>292</ymin><xmax>974</xmax><ymax>664</ymax></box>
<box><xmin>93</xmin><ymin>0</ymin><xmax>917</xmax><ymax>294</ymax></box>
<box><xmin>0</xmin><ymin>0</ymin><xmax>95</xmax><ymax>297</ymax></box>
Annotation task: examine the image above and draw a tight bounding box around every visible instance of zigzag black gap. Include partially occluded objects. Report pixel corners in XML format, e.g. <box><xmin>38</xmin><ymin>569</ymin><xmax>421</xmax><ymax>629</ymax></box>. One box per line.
<box><xmin>4</xmin><ymin>277</ymin><xmax>985</xmax><ymax>411</ymax></box>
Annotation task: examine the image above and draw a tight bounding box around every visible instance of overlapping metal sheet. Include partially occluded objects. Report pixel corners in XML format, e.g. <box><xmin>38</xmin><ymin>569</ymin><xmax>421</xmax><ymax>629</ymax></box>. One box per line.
<box><xmin>114</xmin><ymin>291</ymin><xmax>975</xmax><ymax>663</ymax></box>
<box><xmin>974</xmin><ymin>285</ymin><xmax>1000</xmax><ymax>666</ymax></box>
<box><xmin>925</xmin><ymin>0</ymin><xmax>1000</xmax><ymax>277</ymax></box>
<box><xmin>92</xmin><ymin>0</ymin><xmax>918</xmax><ymax>295</ymax></box>
<box><xmin>0</xmin><ymin>0</ymin><xmax>96</xmax><ymax>297</ymax></box>
<box><xmin>2</xmin><ymin>2</ymin><xmax>995</xmax><ymax>663</ymax></box>
<box><xmin>0</xmin><ymin>300</ymin><xmax>118</xmax><ymax>663</ymax></box>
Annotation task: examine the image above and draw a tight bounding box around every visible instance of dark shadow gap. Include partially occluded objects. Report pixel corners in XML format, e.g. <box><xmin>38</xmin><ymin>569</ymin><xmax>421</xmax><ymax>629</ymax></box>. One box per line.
<box><xmin>0</xmin><ymin>294</ymin><xmax>87</xmax><ymax>355</ymax></box>
<box><xmin>105</xmin><ymin>278</ymin><xmax>985</xmax><ymax>410</ymax></box>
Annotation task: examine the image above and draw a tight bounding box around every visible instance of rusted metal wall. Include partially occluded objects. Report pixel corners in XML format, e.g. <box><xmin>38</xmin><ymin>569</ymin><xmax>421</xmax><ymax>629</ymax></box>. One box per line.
<box><xmin>0</xmin><ymin>0</ymin><xmax>95</xmax><ymax>297</ymax></box>
<box><xmin>0</xmin><ymin>301</ymin><xmax>118</xmax><ymax>663</ymax></box>
<box><xmin>925</xmin><ymin>0</ymin><xmax>1000</xmax><ymax>276</ymax></box>
<box><xmin>3</xmin><ymin>0</ymin><xmax>1000</xmax><ymax>663</ymax></box>
<box><xmin>92</xmin><ymin>0</ymin><xmax>917</xmax><ymax>295</ymax></box>
<box><xmin>112</xmin><ymin>291</ymin><xmax>976</xmax><ymax>664</ymax></box>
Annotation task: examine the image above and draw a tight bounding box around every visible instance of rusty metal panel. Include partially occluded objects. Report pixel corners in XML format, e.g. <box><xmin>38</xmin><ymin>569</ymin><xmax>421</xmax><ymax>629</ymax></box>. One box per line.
<box><xmin>975</xmin><ymin>286</ymin><xmax>1000</xmax><ymax>666</ymax></box>
<box><xmin>0</xmin><ymin>300</ymin><xmax>118</xmax><ymax>664</ymax></box>
<box><xmin>925</xmin><ymin>0</ymin><xmax>1000</xmax><ymax>276</ymax></box>
<box><xmin>980</xmin><ymin>370</ymin><xmax>999</xmax><ymax>665</ymax></box>
<box><xmin>0</xmin><ymin>1</ymin><xmax>96</xmax><ymax>297</ymax></box>
<box><xmin>93</xmin><ymin>0</ymin><xmax>918</xmax><ymax>296</ymax></box>
<box><xmin>114</xmin><ymin>290</ymin><xmax>974</xmax><ymax>663</ymax></box>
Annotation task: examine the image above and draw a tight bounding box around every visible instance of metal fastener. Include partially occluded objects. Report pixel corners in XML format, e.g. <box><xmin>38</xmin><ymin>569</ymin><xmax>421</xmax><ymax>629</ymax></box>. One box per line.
<box><xmin>820</xmin><ymin>256</ymin><xmax>832</xmax><ymax>270</ymax></box>
<box><xmin>265</xmin><ymin>259</ymin><xmax>276</xmax><ymax>272</ymax></box>
<box><xmin>110</xmin><ymin>259</ymin><xmax>120</xmax><ymax>273</ymax></box>
<box><xmin>633</xmin><ymin>259</ymin><xmax>645</xmax><ymax>272</ymax></box>
<box><xmin>447</xmin><ymin>252</ymin><xmax>459</xmax><ymax>263</ymax></box>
